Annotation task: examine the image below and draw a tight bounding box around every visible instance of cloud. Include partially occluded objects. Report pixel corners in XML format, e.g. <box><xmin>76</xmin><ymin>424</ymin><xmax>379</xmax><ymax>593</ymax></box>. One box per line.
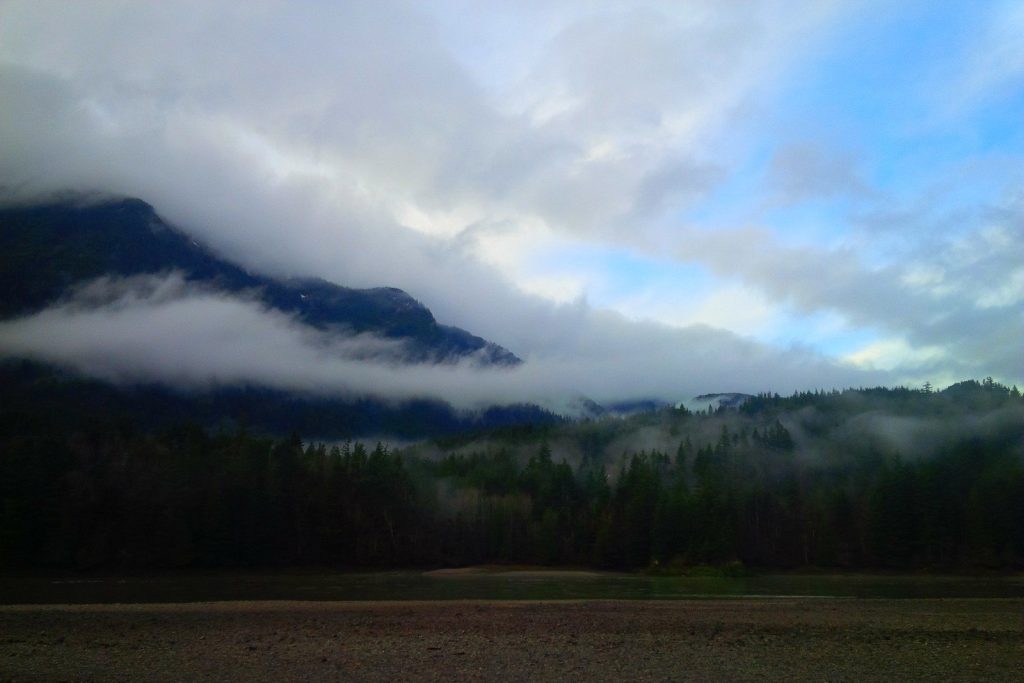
<box><xmin>0</xmin><ymin>0</ymin><xmax>1016</xmax><ymax>400</ymax></box>
<box><xmin>765</xmin><ymin>143</ymin><xmax>870</xmax><ymax>205</ymax></box>
<box><xmin>673</xmin><ymin>194</ymin><xmax>1024</xmax><ymax>383</ymax></box>
<box><xmin>0</xmin><ymin>273</ymin><xmax>880</xmax><ymax>409</ymax></box>
<box><xmin>0</xmin><ymin>1</ymin><xmax>854</xmax><ymax>254</ymax></box>
<box><xmin>0</xmin><ymin>2</ymin><xmax>862</xmax><ymax>353</ymax></box>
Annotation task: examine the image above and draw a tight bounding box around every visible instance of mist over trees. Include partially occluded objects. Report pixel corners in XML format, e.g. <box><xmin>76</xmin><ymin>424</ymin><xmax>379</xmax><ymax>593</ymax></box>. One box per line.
<box><xmin>1</xmin><ymin>380</ymin><xmax>1022</xmax><ymax>571</ymax></box>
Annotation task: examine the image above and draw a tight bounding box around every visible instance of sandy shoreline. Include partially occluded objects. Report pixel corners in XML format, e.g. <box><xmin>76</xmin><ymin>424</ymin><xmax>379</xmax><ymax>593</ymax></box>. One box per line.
<box><xmin>2</xmin><ymin>598</ymin><xmax>1022</xmax><ymax>681</ymax></box>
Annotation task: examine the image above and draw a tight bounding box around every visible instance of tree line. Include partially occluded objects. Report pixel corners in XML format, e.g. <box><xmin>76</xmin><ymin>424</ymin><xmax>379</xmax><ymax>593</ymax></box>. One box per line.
<box><xmin>1</xmin><ymin>380</ymin><xmax>1022</xmax><ymax>571</ymax></box>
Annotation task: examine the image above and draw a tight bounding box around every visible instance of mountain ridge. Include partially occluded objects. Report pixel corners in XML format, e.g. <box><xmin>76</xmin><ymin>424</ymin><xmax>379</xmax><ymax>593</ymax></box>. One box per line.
<box><xmin>0</xmin><ymin>197</ymin><xmax>520</xmax><ymax>365</ymax></box>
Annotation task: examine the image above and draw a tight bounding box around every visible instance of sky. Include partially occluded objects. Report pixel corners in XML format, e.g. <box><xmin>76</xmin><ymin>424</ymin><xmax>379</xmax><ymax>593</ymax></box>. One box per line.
<box><xmin>0</xmin><ymin>0</ymin><xmax>1021</xmax><ymax>407</ymax></box>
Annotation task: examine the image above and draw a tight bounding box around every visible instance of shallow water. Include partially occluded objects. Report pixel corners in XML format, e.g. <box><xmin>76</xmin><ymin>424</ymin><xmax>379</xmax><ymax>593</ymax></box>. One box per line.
<box><xmin>3</xmin><ymin>570</ymin><xmax>1024</xmax><ymax>604</ymax></box>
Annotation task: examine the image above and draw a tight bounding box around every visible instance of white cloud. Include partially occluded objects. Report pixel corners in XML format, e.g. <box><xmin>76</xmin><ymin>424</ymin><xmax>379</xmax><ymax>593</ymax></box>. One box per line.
<box><xmin>0</xmin><ymin>0</ymin><xmax>855</xmax><ymax>260</ymax></box>
<box><xmin>844</xmin><ymin>338</ymin><xmax>947</xmax><ymax>373</ymax></box>
<box><xmin>0</xmin><ymin>274</ymin><xmax>879</xmax><ymax>408</ymax></box>
<box><xmin>670</xmin><ymin>201</ymin><xmax>1024</xmax><ymax>384</ymax></box>
<box><xmin>673</xmin><ymin>285</ymin><xmax>781</xmax><ymax>337</ymax></box>
<box><xmin>0</xmin><ymin>0</ymin><xmax>1017</xmax><ymax>400</ymax></box>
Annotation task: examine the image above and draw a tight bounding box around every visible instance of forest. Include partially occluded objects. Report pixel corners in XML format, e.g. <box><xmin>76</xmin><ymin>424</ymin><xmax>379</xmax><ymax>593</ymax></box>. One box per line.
<box><xmin>1</xmin><ymin>379</ymin><xmax>1022</xmax><ymax>572</ymax></box>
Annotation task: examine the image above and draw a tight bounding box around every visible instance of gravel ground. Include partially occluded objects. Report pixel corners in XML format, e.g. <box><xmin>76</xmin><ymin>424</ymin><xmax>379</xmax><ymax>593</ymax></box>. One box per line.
<box><xmin>1</xmin><ymin>598</ymin><xmax>1022</xmax><ymax>682</ymax></box>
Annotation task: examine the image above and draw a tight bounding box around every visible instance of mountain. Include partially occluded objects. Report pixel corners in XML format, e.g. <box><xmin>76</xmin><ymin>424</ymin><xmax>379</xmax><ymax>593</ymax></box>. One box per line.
<box><xmin>0</xmin><ymin>197</ymin><xmax>519</xmax><ymax>365</ymax></box>
<box><xmin>0</xmin><ymin>196</ymin><xmax>552</xmax><ymax>439</ymax></box>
